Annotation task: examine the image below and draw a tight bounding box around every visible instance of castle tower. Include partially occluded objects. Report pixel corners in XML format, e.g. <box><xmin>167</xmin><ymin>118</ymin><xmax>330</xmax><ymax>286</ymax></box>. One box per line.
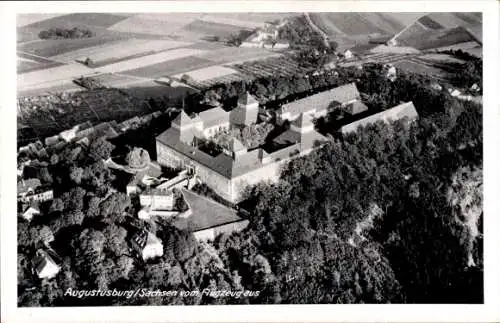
<box><xmin>230</xmin><ymin>92</ymin><xmax>259</xmax><ymax>126</ymax></box>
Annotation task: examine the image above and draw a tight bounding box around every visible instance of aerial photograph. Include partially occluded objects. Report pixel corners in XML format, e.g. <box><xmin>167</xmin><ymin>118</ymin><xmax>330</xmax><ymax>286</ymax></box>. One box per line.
<box><xmin>16</xmin><ymin>12</ymin><xmax>483</xmax><ymax>306</ymax></box>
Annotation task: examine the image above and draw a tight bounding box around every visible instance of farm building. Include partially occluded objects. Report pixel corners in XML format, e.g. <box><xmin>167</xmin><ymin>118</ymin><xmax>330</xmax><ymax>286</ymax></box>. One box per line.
<box><xmin>340</xmin><ymin>101</ymin><xmax>418</xmax><ymax>134</ymax></box>
<box><xmin>156</xmin><ymin>107</ymin><xmax>328</xmax><ymax>203</ymax></box>
<box><xmin>130</xmin><ymin>229</ymin><xmax>163</xmax><ymax>261</ymax></box>
<box><xmin>172</xmin><ymin>189</ymin><xmax>248</xmax><ymax>241</ymax></box>
<box><xmin>33</xmin><ymin>249</ymin><xmax>60</xmax><ymax>280</ymax></box>
<box><xmin>276</xmin><ymin>82</ymin><xmax>365</xmax><ymax>122</ymax></box>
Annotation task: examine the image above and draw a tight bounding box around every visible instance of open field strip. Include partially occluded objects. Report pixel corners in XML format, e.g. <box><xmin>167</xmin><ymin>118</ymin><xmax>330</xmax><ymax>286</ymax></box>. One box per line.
<box><xmin>18</xmin><ymin>79</ymin><xmax>83</xmax><ymax>97</ymax></box>
<box><xmin>95</xmin><ymin>48</ymin><xmax>209</xmax><ymax>74</ymax></box>
<box><xmin>49</xmin><ymin>39</ymin><xmax>193</xmax><ymax>63</ymax></box>
<box><xmin>18</xmin><ymin>36</ymin><xmax>127</xmax><ymax>58</ymax></box>
<box><xmin>197</xmin><ymin>15</ymin><xmax>270</xmax><ymax>29</ymax></box>
<box><xmin>197</xmin><ymin>47</ymin><xmax>280</xmax><ymax>64</ymax></box>
<box><xmin>174</xmin><ymin>65</ymin><xmax>238</xmax><ymax>82</ymax></box>
<box><xmin>182</xmin><ymin>20</ymin><xmax>250</xmax><ymax>38</ymax></box>
<box><xmin>18</xmin><ymin>63</ymin><xmax>94</xmax><ymax>89</ymax></box>
<box><xmin>121</xmin><ymin>56</ymin><xmax>214</xmax><ymax>78</ymax></box>
<box><xmin>108</xmin><ymin>13</ymin><xmax>200</xmax><ymax>36</ymax></box>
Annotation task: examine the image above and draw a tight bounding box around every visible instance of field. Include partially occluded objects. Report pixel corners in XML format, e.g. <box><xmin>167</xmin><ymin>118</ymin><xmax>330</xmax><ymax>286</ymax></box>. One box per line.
<box><xmin>121</xmin><ymin>56</ymin><xmax>215</xmax><ymax>78</ymax></box>
<box><xmin>18</xmin><ymin>36</ymin><xmax>126</xmax><ymax>57</ymax></box>
<box><xmin>397</xmin><ymin>26</ymin><xmax>477</xmax><ymax>50</ymax></box>
<box><xmin>49</xmin><ymin>39</ymin><xmax>192</xmax><ymax>63</ymax></box>
<box><xmin>431</xmin><ymin>41</ymin><xmax>482</xmax><ymax>58</ymax></box>
<box><xmin>177</xmin><ymin>66</ymin><xmax>238</xmax><ymax>82</ymax></box>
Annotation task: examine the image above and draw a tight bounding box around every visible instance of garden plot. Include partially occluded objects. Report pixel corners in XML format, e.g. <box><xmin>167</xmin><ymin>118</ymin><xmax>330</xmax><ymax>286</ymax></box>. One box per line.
<box><xmin>49</xmin><ymin>38</ymin><xmax>193</xmax><ymax>63</ymax></box>
<box><xmin>96</xmin><ymin>48</ymin><xmax>209</xmax><ymax>74</ymax></box>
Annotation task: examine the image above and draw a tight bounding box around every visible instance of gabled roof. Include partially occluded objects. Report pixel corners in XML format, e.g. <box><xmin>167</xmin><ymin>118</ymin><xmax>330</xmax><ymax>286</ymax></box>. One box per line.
<box><xmin>34</xmin><ymin>249</ymin><xmax>60</xmax><ymax>277</ymax></box>
<box><xmin>229</xmin><ymin>138</ymin><xmax>246</xmax><ymax>152</ymax></box>
<box><xmin>131</xmin><ymin>229</ymin><xmax>162</xmax><ymax>250</ymax></box>
<box><xmin>291</xmin><ymin>113</ymin><xmax>314</xmax><ymax>129</ymax></box>
<box><xmin>238</xmin><ymin>92</ymin><xmax>258</xmax><ymax>106</ymax></box>
<box><xmin>21</xmin><ymin>201</ymin><xmax>40</xmax><ymax>213</ymax></box>
<box><xmin>198</xmin><ymin>107</ymin><xmax>230</xmax><ymax>129</ymax></box>
<box><xmin>341</xmin><ymin>101</ymin><xmax>418</xmax><ymax>133</ymax></box>
<box><xmin>172</xmin><ymin>111</ymin><xmax>193</xmax><ymax>128</ymax></box>
<box><xmin>279</xmin><ymin>83</ymin><xmax>361</xmax><ymax>116</ymax></box>
<box><xmin>18</xmin><ymin>178</ymin><xmax>42</xmax><ymax>194</ymax></box>
<box><xmin>173</xmin><ymin>189</ymin><xmax>244</xmax><ymax>232</ymax></box>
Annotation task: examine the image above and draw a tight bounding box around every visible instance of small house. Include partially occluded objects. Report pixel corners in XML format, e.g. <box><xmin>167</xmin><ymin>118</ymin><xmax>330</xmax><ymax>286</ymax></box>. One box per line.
<box><xmin>33</xmin><ymin>249</ymin><xmax>60</xmax><ymax>280</ymax></box>
<box><xmin>19</xmin><ymin>201</ymin><xmax>40</xmax><ymax>222</ymax></box>
<box><xmin>130</xmin><ymin>230</ymin><xmax>163</xmax><ymax>261</ymax></box>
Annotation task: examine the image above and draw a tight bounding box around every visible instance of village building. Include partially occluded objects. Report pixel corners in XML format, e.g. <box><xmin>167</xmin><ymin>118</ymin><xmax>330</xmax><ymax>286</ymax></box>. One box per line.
<box><xmin>239</xmin><ymin>22</ymin><xmax>289</xmax><ymax>49</ymax></box>
<box><xmin>19</xmin><ymin>201</ymin><xmax>40</xmax><ymax>222</ymax></box>
<box><xmin>276</xmin><ymin>82</ymin><xmax>366</xmax><ymax>122</ymax></box>
<box><xmin>33</xmin><ymin>249</ymin><xmax>60</xmax><ymax>280</ymax></box>
<box><xmin>130</xmin><ymin>229</ymin><xmax>163</xmax><ymax>261</ymax></box>
<box><xmin>156</xmin><ymin>104</ymin><xmax>328</xmax><ymax>203</ymax></box>
<box><xmin>18</xmin><ymin>179</ymin><xmax>53</xmax><ymax>203</ymax></box>
<box><xmin>340</xmin><ymin>101</ymin><xmax>418</xmax><ymax>134</ymax></box>
<box><xmin>172</xmin><ymin>189</ymin><xmax>248</xmax><ymax>241</ymax></box>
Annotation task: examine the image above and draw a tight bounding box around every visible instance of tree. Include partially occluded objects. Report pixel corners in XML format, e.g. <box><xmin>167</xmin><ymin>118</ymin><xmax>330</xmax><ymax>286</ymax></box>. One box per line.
<box><xmin>125</xmin><ymin>147</ymin><xmax>151</xmax><ymax>169</ymax></box>
<box><xmin>69</xmin><ymin>166</ymin><xmax>84</xmax><ymax>184</ymax></box>
<box><xmin>39</xmin><ymin>226</ymin><xmax>54</xmax><ymax>245</ymax></box>
<box><xmin>89</xmin><ymin>138</ymin><xmax>115</xmax><ymax>161</ymax></box>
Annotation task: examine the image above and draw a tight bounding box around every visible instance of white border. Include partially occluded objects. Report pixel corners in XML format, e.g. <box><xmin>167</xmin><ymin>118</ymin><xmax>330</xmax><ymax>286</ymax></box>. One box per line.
<box><xmin>2</xmin><ymin>1</ymin><xmax>499</xmax><ymax>322</ymax></box>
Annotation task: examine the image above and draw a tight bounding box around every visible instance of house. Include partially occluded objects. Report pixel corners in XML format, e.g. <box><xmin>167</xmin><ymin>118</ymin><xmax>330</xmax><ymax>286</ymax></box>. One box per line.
<box><xmin>18</xmin><ymin>179</ymin><xmax>53</xmax><ymax>203</ymax></box>
<box><xmin>130</xmin><ymin>230</ymin><xmax>163</xmax><ymax>261</ymax></box>
<box><xmin>44</xmin><ymin>135</ymin><xmax>61</xmax><ymax>147</ymax></box>
<box><xmin>230</xmin><ymin>92</ymin><xmax>259</xmax><ymax>127</ymax></box>
<box><xmin>156</xmin><ymin>108</ymin><xmax>328</xmax><ymax>203</ymax></box>
<box><xmin>172</xmin><ymin>189</ymin><xmax>248</xmax><ymax>241</ymax></box>
<box><xmin>18</xmin><ymin>178</ymin><xmax>41</xmax><ymax>198</ymax></box>
<box><xmin>33</xmin><ymin>249</ymin><xmax>60</xmax><ymax>279</ymax></box>
<box><xmin>340</xmin><ymin>101</ymin><xmax>418</xmax><ymax>134</ymax></box>
<box><xmin>19</xmin><ymin>201</ymin><xmax>40</xmax><ymax>222</ymax></box>
<box><xmin>344</xmin><ymin>49</ymin><xmax>354</xmax><ymax>59</ymax></box>
<box><xmin>239</xmin><ymin>22</ymin><xmax>289</xmax><ymax>49</ymax></box>
<box><xmin>276</xmin><ymin>83</ymin><xmax>364</xmax><ymax>122</ymax></box>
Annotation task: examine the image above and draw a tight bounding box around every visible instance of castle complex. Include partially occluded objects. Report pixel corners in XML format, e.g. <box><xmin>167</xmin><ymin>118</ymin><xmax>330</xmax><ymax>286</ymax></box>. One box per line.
<box><xmin>156</xmin><ymin>92</ymin><xmax>327</xmax><ymax>203</ymax></box>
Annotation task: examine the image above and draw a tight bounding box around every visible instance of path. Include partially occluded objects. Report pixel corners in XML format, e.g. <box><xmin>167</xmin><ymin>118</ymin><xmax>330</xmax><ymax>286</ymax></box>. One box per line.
<box><xmin>303</xmin><ymin>12</ymin><xmax>330</xmax><ymax>49</ymax></box>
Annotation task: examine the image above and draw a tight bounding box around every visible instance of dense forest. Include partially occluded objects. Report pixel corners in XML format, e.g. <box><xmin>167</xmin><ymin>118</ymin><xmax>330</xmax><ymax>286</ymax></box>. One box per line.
<box><xmin>18</xmin><ymin>60</ymin><xmax>482</xmax><ymax>305</ymax></box>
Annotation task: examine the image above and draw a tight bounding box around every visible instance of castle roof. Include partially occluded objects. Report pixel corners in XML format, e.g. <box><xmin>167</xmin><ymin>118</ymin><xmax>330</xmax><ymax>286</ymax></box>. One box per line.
<box><xmin>131</xmin><ymin>229</ymin><xmax>162</xmax><ymax>250</ymax></box>
<box><xmin>198</xmin><ymin>107</ymin><xmax>230</xmax><ymax>129</ymax></box>
<box><xmin>278</xmin><ymin>83</ymin><xmax>361</xmax><ymax>116</ymax></box>
<box><xmin>341</xmin><ymin>101</ymin><xmax>418</xmax><ymax>133</ymax></box>
<box><xmin>172</xmin><ymin>111</ymin><xmax>193</xmax><ymax>128</ymax></box>
<box><xmin>290</xmin><ymin>113</ymin><xmax>314</xmax><ymax>129</ymax></box>
<box><xmin>173</xmin><ymin>189</ymin><xmax>244</xmax><ymax>232</ymax></box>
<box><xmin>238</xmin><ymin>92</ymin><xmax>258</xmax><ymax>106</ymax></box>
